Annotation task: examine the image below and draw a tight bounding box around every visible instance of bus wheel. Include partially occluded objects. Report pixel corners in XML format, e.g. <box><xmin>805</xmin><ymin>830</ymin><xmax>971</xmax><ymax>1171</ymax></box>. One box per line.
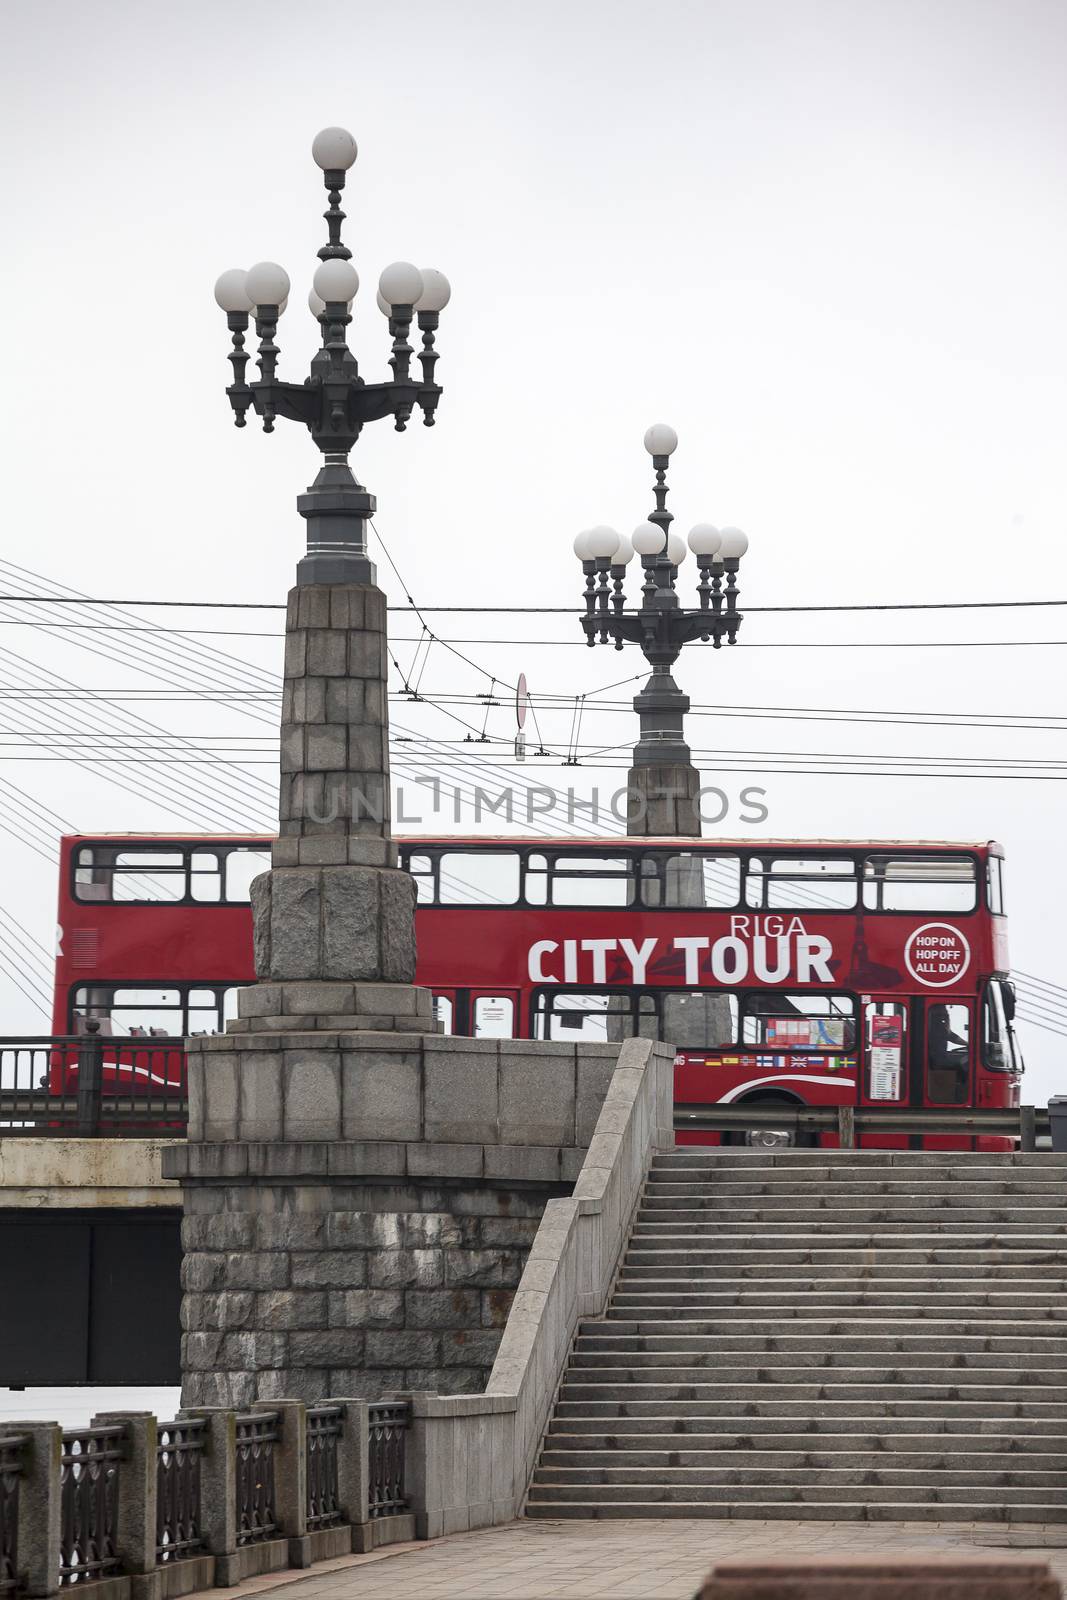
<box><xmin>728</xmin><ymin>1098</ymin><xmax>803</xmax><ymax>1149</ymax></box>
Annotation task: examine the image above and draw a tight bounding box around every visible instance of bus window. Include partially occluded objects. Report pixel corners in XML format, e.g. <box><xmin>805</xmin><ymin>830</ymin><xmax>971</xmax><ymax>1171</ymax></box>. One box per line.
<box><xmin>112</xmin><ymin>852</ymin><xmax>186</xmax><ymax>903</ymax></box>
<box><xmin>864</xmin><ymin>855</ymin><xmax>976</xmax><ymax>913</ymax></box>
<box><xmin>407</xmin><ymin>853</ymin><xmax>436</xmax><ymax>904</ymax></box>
<box><xmin>439</xmin><ymin>852</ymin><xmax>519</xmax><ymax>905</ymax></box>
<box><xmin>982</xmin><ymin>981</ymin><xmax>1013</xmax><ymax>1071</ymax></box>
<box><xmin>190</xmin><ymin>852</ymin><xmax>222</xmax><ymax>903</ymax></box>
<box><xmin>662</xmin><ymin>991</ymin><xmax>738</xmax><ymax>1049</ymax></box>
<box><xmin>105</xmin><ymin>988</ymin><xmax>186</xmax><ymax>1035</ymax></box>
<box><xmin>864</xmin><ymin>1002</ymin><xmax>907</xmax><ymax>1101</ymax></box>
<box><xmin>524</xmin><ymin>854</ymin><xmax>548</xmax><ymax>905</ymax></box>
<box><xmin>70</xmin><ymin>983</ymin><xmax>238</xmax><ymax>1037</ymax></box>
<box><xmin>926</xmin><ymin>1002</ymin><xmax>970</xmax><ymax>1104</ymax></box>
<box><xmin>547</xmin><ymin>855</ymin><xmax>636</xmax><ymax>908</ymax></box>
<box><xmin>188</xmin><ymin>989</ymin><xmax>223</xmax><ymax>1033</ymax></box>
<box><xmin>745</xmin><ymin>857</ymin><xmax>857</xmax><ymax>911</ymax></box>
<box><xmin>641</xmin><ymin>854</ymin><xmax>740</xmax><ymax>908</ymax></box>
<box><xmin>473</xmin><ymin>995</ymin><xmax>515</xmax><ymax>1038</ymax></box>
<box><xmin>741</xmin><ymin>992</ymin><xmax>856</xmax><ymax>1051</ymax></box>
<box><xmin>224</xmin><ymin>848</ymin><xmax>271</xmax><ymax>902</ymax></box>
<box><xmin>987</xmin><ymin>857</ymin><xmax>1005</xmax><ymax>916</ymax></box>
<box><xmin>534</xmin><ymin>992</ymin><xmax>632</xmax><ymax>1041</ymax></box>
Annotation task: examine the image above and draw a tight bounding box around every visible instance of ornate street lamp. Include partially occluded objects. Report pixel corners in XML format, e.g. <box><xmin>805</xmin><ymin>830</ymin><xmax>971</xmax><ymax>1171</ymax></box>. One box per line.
<box><xmin>573</xmin><ymin>425</ymin><xmax>750</xmax><ymax>834</ymax></box>
<box><xmin>213</xmin><ymin>125</ymin><xmax>450</xmax><ymax>585</ymax></box>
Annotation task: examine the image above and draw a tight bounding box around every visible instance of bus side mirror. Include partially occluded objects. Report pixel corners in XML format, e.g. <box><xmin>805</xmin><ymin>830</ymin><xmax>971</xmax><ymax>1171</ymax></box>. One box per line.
<box><xmin>1004</xmin><ymin>982</ymin><xmax>1016</xmax><ymax>1022</ymax></box>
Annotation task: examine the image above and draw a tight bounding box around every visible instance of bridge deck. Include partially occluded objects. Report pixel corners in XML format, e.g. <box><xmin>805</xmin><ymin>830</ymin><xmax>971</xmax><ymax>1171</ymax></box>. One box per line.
<box><xmin>178</xmin><ymin>1517</ymin><xmax>1067</xmax><ymax>1598</ymax></box>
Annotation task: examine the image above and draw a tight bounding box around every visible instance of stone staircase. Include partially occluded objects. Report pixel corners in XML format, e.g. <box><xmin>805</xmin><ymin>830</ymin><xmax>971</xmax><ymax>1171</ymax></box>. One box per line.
<box><xmin>527</xmin><ymin>1149</ymin><xmax>1067</xmax><ymax>1522</ymax></box>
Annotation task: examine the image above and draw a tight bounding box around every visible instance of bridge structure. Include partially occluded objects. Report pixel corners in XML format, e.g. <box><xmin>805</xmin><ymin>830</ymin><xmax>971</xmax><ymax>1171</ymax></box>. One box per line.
<box><xmin>3</xmin><ymin>159</ymin><xmax>1066</xmax><ymax>1595</ymax></box>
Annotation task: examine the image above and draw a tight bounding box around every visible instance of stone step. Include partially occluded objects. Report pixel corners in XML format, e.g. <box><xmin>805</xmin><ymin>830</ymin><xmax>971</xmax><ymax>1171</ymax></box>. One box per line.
<box><xmin>644</xmin><ymin>1179</ymin><xmax>1062</xmax><ymax>1193</ymax></box>
<box><xmin>538</xmin><ymin>1445</ymin><xmax>1067</xmax><ymax>1472</ymax></box>
<box><xmin>650</xmin><ymin>1153</ymin><xmax>1067</xmax><ymax>1168</ymax></box>
<box><xmin>543</xmin><ymin>1427</ymin><xmax>1067</xmax><ymax>1451</ymax></box>
<box><xmin>643</xmin><ymin>1184</ymin><xmax>1067</xmax><ymax>1196</ymax></box>
<box><xmin>525</xmin><ymin>1498</ymin><xmax>1067</xmax><ymax>1522</ymax></box>
<box><xmin>559</xmin><ymin>1377</ymin><xmax>1067</xmax><ymax>1400</ymax></box>
<box><xmin>637</xmin><ymin>1198</ymin><xmax>1067</xmax><ymax>1212</ymax></box>
<box><xmin>531</xmin><ymin>1463</ymin><xmax>1067</xmax><ymax>1489</ymax></box>
<box><xmin>575</xmin><ymin>1327</ymin><xmax>1067</xmax><ymax>1353</ymax></box>
<box><xmin>567</xmin><ymin>1351</ymin><xmax>1067</xmax><ymax>1376</ymax></box>
<box><xmin>551</xmin><ymin>1401</ymin><xmax>1067</xmax><ymax>1425</ymax></box>
<box><xmin>631</xmin><ymin>1220</ymin><xmax>1067</xmax><ymax>1235</ymax></box>
<box><xmin>591</xmin><ymin>1315</ymin><xmax>1067</xmax><ymax>1337</ymax></box>
<box><xmin>637</xmin><ymin>1205</ymin><xmax>1067</xmax><ymax>1220</ymax></box>
<box><xmin>525</xmin><ymin>1480</ymin><xmax>1067</xmax><ymax>1506</ymax></box>
<box><xmin>622</xmin><ymin>1245</ymin><xmax>1067</xmax><ymax>1266</ymax></box>
<box><xmin>607</xmin><ymin>1300</ymin><xmax>1067</xmax><ymax>1322</ymax></box>
<box><xmin>618</xmin><ymin>1263</ymin><xmax>1067</xmax><ymax>1281</ymax></box>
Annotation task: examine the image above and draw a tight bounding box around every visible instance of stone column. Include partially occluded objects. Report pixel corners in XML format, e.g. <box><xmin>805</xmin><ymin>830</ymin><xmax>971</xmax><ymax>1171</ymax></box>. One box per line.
<box><xmin>7</xmin><ymin>1422</ymin><xmax>62</xmax><ymax>1597</ymax></box>
<box><xmin>625</xmin><ymin>665</ymin><xmax>702</xmax><ymax>837</ymax></box>
<box><xmin>240</xmin><ymin>581</ymin><xmax>429</xmax><ymax>1030</ymax></box>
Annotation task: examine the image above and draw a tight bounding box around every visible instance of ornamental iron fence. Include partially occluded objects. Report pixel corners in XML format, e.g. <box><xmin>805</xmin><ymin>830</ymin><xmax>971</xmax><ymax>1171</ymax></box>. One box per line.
<box><xmin>305</xmin><ymin>1408</ymin><xmax>342</xmax><ymax>1531</ymax></box>
<box><xmin>156</xmin><ymin>1418</ymin><xmax>205</xmax><ymax>1563</ymax></box>
<box><xmin>234</xmin><ymin>1413</ymin><xmax>278</xmax><ymax>1548</ymax></box>
<box><xmin>367</xmin><ymin>1403</ymin><xmax>409</xmax><ymax>1520</ymax></box>
<box><xmin>58</xmin><ymin>1428</ymin><xmax>123</xmax><ymax>1586</ymax></box>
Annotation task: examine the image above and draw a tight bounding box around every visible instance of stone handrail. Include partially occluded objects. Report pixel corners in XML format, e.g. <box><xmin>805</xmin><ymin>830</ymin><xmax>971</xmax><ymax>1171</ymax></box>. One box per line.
<box><xmin>0</xmin><ymin>1399</ymin><xmax>411</xmax><ymax>1599</ymax></box>
<box><xmin>397</xmin><ymin>1036</ymin><xmax>675</xmax><ymax>1538</ymax></box>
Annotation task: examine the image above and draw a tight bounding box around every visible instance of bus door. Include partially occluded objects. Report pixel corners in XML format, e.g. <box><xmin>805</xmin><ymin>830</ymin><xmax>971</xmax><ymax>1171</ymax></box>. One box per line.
<box><xmin>920</xmin><ymin>995</ymin><xmax>974</xmax><ymax>1151</ymax></box>
<box><xmin>470</xmin><ymin>991</ymin><xmax>520</xmax><ymax>1039</ymax></box>
<box><xmin>859</xmin><ymin>1000</ymin><xmax>910</xmax><ymax>1150</ymax></box>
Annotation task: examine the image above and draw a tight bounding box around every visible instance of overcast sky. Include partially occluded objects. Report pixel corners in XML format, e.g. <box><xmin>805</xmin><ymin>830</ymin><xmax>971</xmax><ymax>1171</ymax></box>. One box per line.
<box><xmin>1</xmin><ymin>0</ymin><xmax>1066</xmax><ymax>1096</ymax></box>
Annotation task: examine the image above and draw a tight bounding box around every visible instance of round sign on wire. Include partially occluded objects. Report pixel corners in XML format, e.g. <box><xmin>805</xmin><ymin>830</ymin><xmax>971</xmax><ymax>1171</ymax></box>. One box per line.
<box><xmin>516</xmin><ymin>672</ymin><xmax>529</xmax><ymax>731</ymax></box>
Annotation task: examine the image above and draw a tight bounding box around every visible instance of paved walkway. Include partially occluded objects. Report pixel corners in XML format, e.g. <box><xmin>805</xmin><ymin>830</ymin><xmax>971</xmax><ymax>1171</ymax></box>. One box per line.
<box><xmin>214</xmin><ymin>1519</ymin><xmax>1067</xmax><ymax>1600</ymax></box>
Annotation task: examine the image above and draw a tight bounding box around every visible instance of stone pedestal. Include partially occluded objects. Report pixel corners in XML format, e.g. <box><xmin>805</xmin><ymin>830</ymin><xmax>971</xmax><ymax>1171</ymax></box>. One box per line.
<box><xmin>166</xmin><ymin>1035</ymin><xmax>619</xmax><ymax>1406</ymax></box>
<box><xmin>168</xmin><ymin>573</ymin><xmax>625</xmax><ymax>1406</ymax></box>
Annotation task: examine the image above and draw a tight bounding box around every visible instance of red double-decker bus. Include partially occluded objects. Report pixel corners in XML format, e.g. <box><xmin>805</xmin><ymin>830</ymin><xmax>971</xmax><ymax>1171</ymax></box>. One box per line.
<box><xmin>52</xmin><ymin>833</ymin><xmax>1022</xmax><ymax>1148</ymax></box>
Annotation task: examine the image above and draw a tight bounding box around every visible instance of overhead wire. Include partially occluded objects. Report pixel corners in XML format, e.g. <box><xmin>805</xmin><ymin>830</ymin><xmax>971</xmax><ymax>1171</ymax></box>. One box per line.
<box><xmin>6</xmin><ymin>594</ymin><xmax>1067</xmax><ymax>616</ymax></box>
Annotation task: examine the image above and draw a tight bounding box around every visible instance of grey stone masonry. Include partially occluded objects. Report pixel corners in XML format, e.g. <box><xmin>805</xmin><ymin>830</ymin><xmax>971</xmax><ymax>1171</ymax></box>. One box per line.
<box><xmin>626</xmin><ymin>761</ymin><xmax>702</xmax><ymax>836</ymax></box>
<box><xmin>250</xmin><ymin>581</ymin><xmax>415</xmax><ymax>996</ymax></box>
<box><xmin>276</xmin><ymin>584</ymin><xmax>391</xmax><ymax>846</ymax></box>
<box><xmin>167</xmin><ymin>1038</ymin><xmax>621</xmax><ymax>1405</ymax></box>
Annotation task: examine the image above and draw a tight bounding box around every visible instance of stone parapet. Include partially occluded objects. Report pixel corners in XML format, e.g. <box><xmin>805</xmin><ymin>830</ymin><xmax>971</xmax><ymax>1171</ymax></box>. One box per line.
<box><xmin>177</xmin><ymin>1036</ymin><xmax>619</xmax><ymax>1147</ymax></box>
<box><xmin>395</xmin><ymin>1037</ymin><xmax>675</xmax><ymax>1537</ymax></box>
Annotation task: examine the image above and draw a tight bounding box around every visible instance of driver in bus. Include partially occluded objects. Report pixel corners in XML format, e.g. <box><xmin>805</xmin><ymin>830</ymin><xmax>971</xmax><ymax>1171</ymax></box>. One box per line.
<box><xmin>927</xmin><ymin>1004</ymin><xmax>969</xmax><ymax>1103</ymax></box>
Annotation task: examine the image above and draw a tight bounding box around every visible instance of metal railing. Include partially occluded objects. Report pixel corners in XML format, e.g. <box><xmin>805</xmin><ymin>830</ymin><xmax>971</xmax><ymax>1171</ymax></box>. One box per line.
<box><xmin>0</xmin><ymin>1435</ymin><xmax>24</xmax><ymax>1598</ymax></box>
<box><xmin>59</xmin><ymin>1427</ymin><xmax>123</xmax><ymax>1587</ymax></box>
<box><xmin>234</xmin><ymin>1413</ymin><xmax>278</xmax><ymax>1547</ymax></box>
<box><xmin>367</xmin><ymin>1403</ymin><xmax>409</xmax><ymax>1520</ymax></box>
<box><xmin>0</xmin><ymin>1032</ymin><xmax>186</xmax><ymax>1136</ymax></box>
<box><xmin>305</xmin><ymin>1407</ymin><xmax>342</xmax><ymax>1531</ymax></box>
<box><xmin>156</xmin><ymin>1417</ymin><xmax>205</xmax><ymax>1563</ymax></box>
<box><xmin>675</xmin><ymin>1101</ymin><xmax>1051</xmax><ymax>1149</ymax></box>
